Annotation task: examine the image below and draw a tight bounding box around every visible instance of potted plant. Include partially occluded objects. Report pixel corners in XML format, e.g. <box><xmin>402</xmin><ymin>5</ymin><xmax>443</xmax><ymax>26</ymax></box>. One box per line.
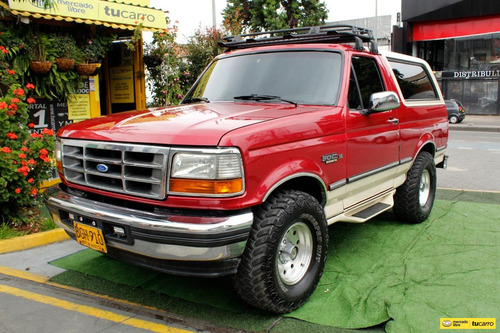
<box><xmin>76</xmin><ymin>33</ymin><xmax>116</xmax><ymax>76</ymax></box>
<box><xmin>26</xmin><ymin>33</ymin><xmax>54</xmax><ymax>74</ymax></box>
<box><xmin>53</xmin><ymin>34</ymin><xmax>78</xmax><ymax>71</ymax></box>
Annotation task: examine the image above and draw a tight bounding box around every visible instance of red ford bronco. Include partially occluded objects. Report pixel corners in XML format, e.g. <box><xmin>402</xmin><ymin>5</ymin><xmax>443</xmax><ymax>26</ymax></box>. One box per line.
<box><xmin>46</xmin><ymin>25</ymin><xmax>449</xmax><ymax>313</ymax></box>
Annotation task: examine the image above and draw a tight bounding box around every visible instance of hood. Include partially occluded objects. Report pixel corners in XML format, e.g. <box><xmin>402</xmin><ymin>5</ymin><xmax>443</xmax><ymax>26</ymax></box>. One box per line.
<box><xmin>58</xmin><ymin>102</ymin><xmax>319</xmax><ymax>146</ymax></box>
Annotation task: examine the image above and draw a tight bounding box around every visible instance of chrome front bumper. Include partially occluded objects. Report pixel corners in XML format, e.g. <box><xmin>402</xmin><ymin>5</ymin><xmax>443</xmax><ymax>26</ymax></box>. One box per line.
<box><xmin>45</xmin><ymin>185</ymin><xmax>253</xmax><ymax>266</ymax></box>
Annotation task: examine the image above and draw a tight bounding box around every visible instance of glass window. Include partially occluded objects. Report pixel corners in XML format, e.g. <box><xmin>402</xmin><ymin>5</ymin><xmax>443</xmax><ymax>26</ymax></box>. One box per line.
<box><xmin>186</xmin><ymin>51</ymin><xmax>342</xmax><ymax>106</ymax></box>
<box><xmin>349</xmin><ymin>56</ymin><xmax>385</xmax><ymax>109</ymax></box>
<box><xmin>389</xmin><ymin>60</ymin><xmax>439</xmax><ymax>100</ymax></box>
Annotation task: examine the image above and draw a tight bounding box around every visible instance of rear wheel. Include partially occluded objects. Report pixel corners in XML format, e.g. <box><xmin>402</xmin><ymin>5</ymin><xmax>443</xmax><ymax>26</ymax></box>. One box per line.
<box><xmin>393</xmin><ymin>151</ymin><xmax>436</xmax><ymax>223</ymax></box>
<box><xmin>449</xmin><ymin>115</ymin><xmax>459</xmax><ymax>124</ymax></box>
<box><xmin>234</xmin><ymin>190</ymin><xmax>328</xmax><ymax>313</ymax></box>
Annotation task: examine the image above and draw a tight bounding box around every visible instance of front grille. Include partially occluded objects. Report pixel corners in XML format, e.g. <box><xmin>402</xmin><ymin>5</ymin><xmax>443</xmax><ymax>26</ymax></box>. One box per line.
<box><xmin>61</xmin><ymin>139</ymin><xmax>170</xmax><ymax>199</ymax></box>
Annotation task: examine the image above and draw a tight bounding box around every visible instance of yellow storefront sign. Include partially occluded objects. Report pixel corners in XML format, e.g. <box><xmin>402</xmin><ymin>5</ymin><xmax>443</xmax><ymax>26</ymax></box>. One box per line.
<box><xmin>68</xmin><ymin>94</ymin><xmax>91</xmax><ymax>120</ymax></box>
<box><xmin>7</xmin><ymin>0</ymin><xmax>166</xmax><ymax>30</ymax></box>
<box><xmin>110</xmin><ymin>66</ymin><xmax>134</xmax><ymax>104</ymax></box>
<box><xmin>440</xmin><ymin>318</ymin><xmax>496</xmax><ymax>329</ymax></box>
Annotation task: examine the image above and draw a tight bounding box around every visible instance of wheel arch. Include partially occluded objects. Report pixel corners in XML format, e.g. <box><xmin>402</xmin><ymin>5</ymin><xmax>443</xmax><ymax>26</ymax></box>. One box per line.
<box><xmin>262</xmin><ymin>173</ymin><xmax>327</xmax><ymax>207</ymax></box>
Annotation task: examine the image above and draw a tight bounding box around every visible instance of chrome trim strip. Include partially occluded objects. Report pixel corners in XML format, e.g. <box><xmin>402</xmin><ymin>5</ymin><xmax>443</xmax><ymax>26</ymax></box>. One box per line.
<box><xmin>348</xmin><ymin>161</ymin><xmax>400</xmax><ymax>183</ymax></box>
<box><xmin>262</xmin><ymin>172</ymin><xmax>327</xmax><ymax>202</ymax></box>
<box><xmin>436</xmin><ymin>145</ymin><xmax>447</xmax><ymax>152</ymax></box>
<box><xmin>400</xmin><ymin>157</ymin><xmax>412</xmax><ymax>165</ymax></box>
<box><xmin>45</xmin><ymin>186</ymin><xmax>253</xmax><ymax>261</ymax></box>
<box><xmin>328</xmin><ymin>179</ymin><xmax>346</xmax><ymax>191</ymax></box>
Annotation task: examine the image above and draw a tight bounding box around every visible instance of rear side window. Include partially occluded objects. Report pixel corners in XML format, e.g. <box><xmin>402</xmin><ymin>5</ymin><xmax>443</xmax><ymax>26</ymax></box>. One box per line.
<box><xmin>389</xmin><ymin>60</ymin><xmax>439</xmax><ymax>101</ymax></box>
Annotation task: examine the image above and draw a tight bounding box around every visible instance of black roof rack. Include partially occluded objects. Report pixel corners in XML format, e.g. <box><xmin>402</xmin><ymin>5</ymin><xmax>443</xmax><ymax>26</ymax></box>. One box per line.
<box><xmin>218</xmin><ymin>25</ymin><xmax>379</xmax><ymax>54</ymax></box>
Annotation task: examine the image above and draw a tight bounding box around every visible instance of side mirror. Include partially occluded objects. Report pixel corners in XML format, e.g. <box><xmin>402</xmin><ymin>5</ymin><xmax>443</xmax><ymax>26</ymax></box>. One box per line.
<box><xmin>363</xmin><ymin>91</ymin><xmax>400</xmax><ymax>115</ymax></box>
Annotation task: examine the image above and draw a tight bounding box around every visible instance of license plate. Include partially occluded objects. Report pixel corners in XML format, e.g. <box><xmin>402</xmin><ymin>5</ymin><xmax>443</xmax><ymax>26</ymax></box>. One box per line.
<box><xmin>73</xmin><ymin>222</ymin><xmax>107</xmax><ymax>253</ymax></box>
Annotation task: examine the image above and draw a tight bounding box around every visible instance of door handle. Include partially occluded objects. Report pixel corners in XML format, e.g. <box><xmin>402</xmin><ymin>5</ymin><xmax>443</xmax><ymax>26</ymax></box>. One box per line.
<box><xmin>387</xmin><ymin>118</ymin><xmax>399</xmax><ymax>125</ymax></box>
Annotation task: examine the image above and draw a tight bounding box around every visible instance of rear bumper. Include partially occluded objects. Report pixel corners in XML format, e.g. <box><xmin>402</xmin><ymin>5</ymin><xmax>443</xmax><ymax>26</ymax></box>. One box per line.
<box><xmin>45</xmin><ymin>185</ymin><xmax>253</xmax><ymax>277</ymax></box>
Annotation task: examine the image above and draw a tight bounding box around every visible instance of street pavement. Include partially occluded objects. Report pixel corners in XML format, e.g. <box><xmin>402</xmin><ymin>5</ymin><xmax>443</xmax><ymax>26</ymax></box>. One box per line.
<box><xmin>0</xmin><ymin>114</ymin><xmax>499</xmax><ymax>332</ymax></box>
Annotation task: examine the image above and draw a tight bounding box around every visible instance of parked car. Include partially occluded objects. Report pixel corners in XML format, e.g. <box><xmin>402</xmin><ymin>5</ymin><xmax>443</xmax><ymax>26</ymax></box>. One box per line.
<box><xmin>45</xmin><ymin>25</ymin><xmax>449</xmax><ymax>314</ymax></box>
<box><xmin>445</xmin><ymin>99</ymin><xmax>466</xmax><ymax>123</ymax></box>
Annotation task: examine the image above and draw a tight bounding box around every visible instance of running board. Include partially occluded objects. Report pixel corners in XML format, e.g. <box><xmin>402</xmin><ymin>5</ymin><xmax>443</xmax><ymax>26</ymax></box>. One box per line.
<box><xmin>327</xmin><ymin>190</ymin><xmax>395</xmax><ymax>224</ymax></box>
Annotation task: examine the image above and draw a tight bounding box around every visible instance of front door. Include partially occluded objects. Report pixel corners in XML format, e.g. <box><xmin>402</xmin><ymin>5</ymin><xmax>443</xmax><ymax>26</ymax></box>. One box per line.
<box><xmin>344</xmin><ymin>55</ymin><xmax>400</xmax><ymax>209</ymax></box>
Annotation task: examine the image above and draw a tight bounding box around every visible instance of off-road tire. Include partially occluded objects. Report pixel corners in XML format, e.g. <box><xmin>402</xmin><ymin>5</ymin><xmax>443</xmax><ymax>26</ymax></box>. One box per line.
<box><xmin>234</xmin><ymin>189</ymin><xmax>328</xmax><ymax>313</ymax></box>
<box><xmin>393</xmin><ymin>151</ymin><xmax>436</xmax><ymax>223</ymax></box>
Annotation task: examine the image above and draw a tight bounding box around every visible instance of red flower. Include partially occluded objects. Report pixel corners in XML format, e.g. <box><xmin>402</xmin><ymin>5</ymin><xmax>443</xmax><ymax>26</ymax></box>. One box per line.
<box><xmin>14</xmin><ymin>88</ymin><xmax>25</xmax><ymax>96</ymax></box>
<box><xmin>26</xmin><ymin>83</ymin><xmax>35</xmax><ymax>90</ymax></box>
<box><xmin>28</xmin><ymin>178</ymin><xmax>34</xmax><ymax>183</ymax></box>
<box><xmin>0</xmin><ymin>102</ymin><xmax>7</xmax><ymax>109</ymax></box>
<box><xmin>30</xmin><ymin>132</ymin><xmax>41</xmax><ymax>138</ymax></box>
<box><xmin>1</xmin><ymin>147</ymin><xmax>11</xmax><ymax>153</ymax></box>
<box><xmin>42</xmin><ymin>128</ymin><xmax>54</xmax><ymax>136</ymax></box>
<box><xmin>7</xmin><ymin>132</ymin><xmax>18</xmax><ymax>140</ymax></box>
<box><xmin>31</xmin><ymin>188</ymin><xmax>37</xmax><ymax>196</ymax></box>
<box><xmin>8</xmin><ymin>70</ymin><xmax>15</xmax><ymax>75</ymax></box>
<box><xmin>6</xmin><ymin>109</ymin><xmax>16</xmax><ymax>116</ymax></box>
<box><xmin>41</xmin><ymin>156</ymin><xmax>51</xmax><ymax>163</ymax></box>
<box><xmin>17</xmin><ymin>166</ymin><xmax>29</xmax><ymax>176</ymax></box>
<box><xmin>10</xmin><ymin>98</ymin><xmax>20</xmax><ymax>103</ymax></box>
<box><xmin>18</xmin><ymin>153</ymin><xmax>26</xmax><ymax>159</ymax></box>
<box><xmin>27</xmin><ymin>158</ymin><xmax>36</xmax><ymax>165</ymax></box>
<box><xmin>27</xmin><ymin>97</ymin><xmax>36</xmax><ymax>104</ymax></box>
<box><xmin>2</xmin><ymin>49</ymin><xmax>8</xmax><ymax>54</ymax></box>
<box><xmin>8</xmin><ymin>104</ymin><xmax>18</xmax><ymax>111</ymax></box>
<box><xmin>40</xmin><ymin>148</ymin><xmax>49</xmax><ymax>156</ymax></box>
<box><xmin>15</xmin><ymin>188</ymin><xmax>21</xmax><ymax>194</ymax></box>
<box><xmin>21</xmin><ymin>147</ymin><xmax>29</xmax><ymax>152</ymax></box>
<box><xmin>28</xmin><ymin>123</ymin><xmax>35</xmax><ymax>128</ymax></box>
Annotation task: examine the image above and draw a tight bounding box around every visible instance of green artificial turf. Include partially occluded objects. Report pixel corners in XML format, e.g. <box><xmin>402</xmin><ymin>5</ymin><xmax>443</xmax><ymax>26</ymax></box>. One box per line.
<box><xmin>50</xmin><ymin>198</ymin><xmax>500</xmax><ymax>332</ymax></box>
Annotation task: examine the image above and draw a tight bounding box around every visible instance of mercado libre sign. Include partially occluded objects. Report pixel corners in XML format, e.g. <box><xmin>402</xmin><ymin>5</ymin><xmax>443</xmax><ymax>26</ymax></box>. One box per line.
<box><xmin>8</xmin><ymin>0</ymin><xmax>167</xmax><ymax>30</ymax></box>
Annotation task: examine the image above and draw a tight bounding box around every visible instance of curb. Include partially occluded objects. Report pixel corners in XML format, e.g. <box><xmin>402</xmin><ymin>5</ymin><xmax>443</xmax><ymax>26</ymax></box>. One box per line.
<box><xmin>0</xmin><ymin>228</ymin><xmax>69</xmax><ymax>255</ymax></box>
<box><xmin>449</xmin><ymin>125</ymin><xmax>500</xmax><ymax>133</ymax></box>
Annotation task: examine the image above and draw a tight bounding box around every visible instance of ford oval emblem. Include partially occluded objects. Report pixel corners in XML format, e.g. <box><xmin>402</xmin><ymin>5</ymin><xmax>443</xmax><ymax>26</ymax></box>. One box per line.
<box><xmin>96</xmin><ymin>164</ymin><xmax>109</xmax><ymax>173</ymax></box>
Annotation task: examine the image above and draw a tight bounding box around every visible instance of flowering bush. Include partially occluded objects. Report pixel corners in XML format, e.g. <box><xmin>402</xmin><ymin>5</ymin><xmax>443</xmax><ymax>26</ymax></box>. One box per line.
<box><xmin>145</xmin><ymin>24</ymin><xmax>224</xmax><ymax>107</ymax></box>
<box><xmin>0</xmin><ymin>54</ymin><xmax>54</xmax><ymax>220</ymax></box>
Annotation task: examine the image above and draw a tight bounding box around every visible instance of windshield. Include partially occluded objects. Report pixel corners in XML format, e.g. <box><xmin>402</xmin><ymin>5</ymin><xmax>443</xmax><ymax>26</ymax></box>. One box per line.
<box><xmin>184</xmin><ymin>51</ymin><xmax>342</xmax><ymax>105</ymax></box>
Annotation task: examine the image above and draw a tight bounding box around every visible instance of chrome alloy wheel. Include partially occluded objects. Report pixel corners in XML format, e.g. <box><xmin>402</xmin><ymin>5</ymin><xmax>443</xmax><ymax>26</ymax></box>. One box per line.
<box><xmin>419</xmin><ymin>169</ymin><xmax>431</xmax><ymax>206</ymax></box>
<box><xmin>277</xmin><ymin>221</ymin><xmax>313</xmax><ymax>285</ymax></box>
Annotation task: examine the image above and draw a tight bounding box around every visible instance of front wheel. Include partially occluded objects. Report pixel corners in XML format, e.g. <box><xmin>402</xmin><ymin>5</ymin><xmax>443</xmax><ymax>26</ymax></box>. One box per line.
<box><xmin>234</xmin><ymin>190</ymin><xmax>328</xmax><ymax>313</ymax></box>
<box><xmin>393</xmin><ymin>151</ymin><xmax>437</xmax><ymax>223</ymax></box>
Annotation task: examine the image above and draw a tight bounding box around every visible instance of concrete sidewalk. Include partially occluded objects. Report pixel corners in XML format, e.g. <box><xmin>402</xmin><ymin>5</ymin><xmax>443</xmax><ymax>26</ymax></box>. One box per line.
<box><xmin>449</xmin><ymin>114</ymin><xmax>500</xmax><ymax>132</ymax></box>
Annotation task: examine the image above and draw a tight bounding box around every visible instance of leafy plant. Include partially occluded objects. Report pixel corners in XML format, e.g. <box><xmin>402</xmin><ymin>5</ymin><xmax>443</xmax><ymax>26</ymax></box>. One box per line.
<box><xmin>25</xmin><ymin>32</ymin><xmax>55</xmax><ymax>62</ymax></box>
<box><xmin>145</xmin><ymin>23</ymin><xmax>224</xmax><ymax>106</ymax></box>
<box><xmin>78</xmin><ymin>32</ymin><xmax>116</xmax><ymax>64</ymax></box>
<box><xmin>0</xmin><ymin>54</ymin><xmax>55</xmax><ymax>220</ymax></box>
<box><xmin>52</xmin><ymin>34</ymin><xmax>78</xmax><ymax>59</ymax></box>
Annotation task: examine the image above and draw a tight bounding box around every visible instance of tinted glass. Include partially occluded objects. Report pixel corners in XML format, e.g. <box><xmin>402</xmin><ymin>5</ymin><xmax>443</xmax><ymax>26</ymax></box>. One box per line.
<box><xmin>389</xmin><ymin>60</ymin><xmax>439</xmax><ymax>100</ymax></box>
<box><xmin>187</xmin><ymin>52</ymin><xmax>342</xmax><ymax>105</ymax></box>
<box><xmin>351</xmin><ymin>56</ymin><xmax>385</xmax><ymax>108</ymax></box>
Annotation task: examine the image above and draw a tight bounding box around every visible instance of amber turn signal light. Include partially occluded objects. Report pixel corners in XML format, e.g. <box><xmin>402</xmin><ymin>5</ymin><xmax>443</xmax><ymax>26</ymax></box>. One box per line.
<box><xmin>169</xmin><ymin>178</ymin><xmax>243</xmax><ymax>195</ymax></box>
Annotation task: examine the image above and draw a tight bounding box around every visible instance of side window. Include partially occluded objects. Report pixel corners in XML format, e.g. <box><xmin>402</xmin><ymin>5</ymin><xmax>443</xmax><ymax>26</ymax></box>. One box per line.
<box><xmin>348</xmin><ymin>56</ymin><xmax>385</xmax><ymax>110</ymax></box>
<box><xmin>389</xmin><ymin>60</ymin><xmax>439</xmax><ymax>100</ymax></box>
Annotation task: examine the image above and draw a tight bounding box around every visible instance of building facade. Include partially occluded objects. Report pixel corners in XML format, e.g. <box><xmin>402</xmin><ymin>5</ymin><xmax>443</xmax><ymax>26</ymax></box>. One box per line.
<box><xmin>399</xmin><ymin>0</ymin><xmax>500</xmax><ymax>115</ymax></box>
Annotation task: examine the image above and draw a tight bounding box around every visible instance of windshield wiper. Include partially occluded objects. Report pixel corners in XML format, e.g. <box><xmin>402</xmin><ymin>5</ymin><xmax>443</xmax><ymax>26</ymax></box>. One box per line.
<box><xmin>233</xmin><ymin>94</ymin><xmax>298</xmax><ymax>107</ymax></box>
<box><xmin>183</xmin><ymin>97</ymin><xmax>210</xmax><ymax>104</ymax></box>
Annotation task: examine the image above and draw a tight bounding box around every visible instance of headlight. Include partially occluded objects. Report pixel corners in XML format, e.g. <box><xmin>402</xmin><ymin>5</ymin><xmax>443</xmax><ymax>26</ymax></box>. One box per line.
<box><xmin>169</xmin><ymin>148</ymin><xmax>244</xmax><ymax>197</ymax></box>
<box><xmin>54</xmin><ymin>138</ymin><xmax>63</xmax><ymax>174</ymax></box>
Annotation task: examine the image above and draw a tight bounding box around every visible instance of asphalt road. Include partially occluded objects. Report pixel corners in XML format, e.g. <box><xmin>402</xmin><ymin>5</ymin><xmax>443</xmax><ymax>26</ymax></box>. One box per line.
<box><xmin>437</xmin><ymin>130</ymin><xmax>500</xmax><ymax>192</ymax></box>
